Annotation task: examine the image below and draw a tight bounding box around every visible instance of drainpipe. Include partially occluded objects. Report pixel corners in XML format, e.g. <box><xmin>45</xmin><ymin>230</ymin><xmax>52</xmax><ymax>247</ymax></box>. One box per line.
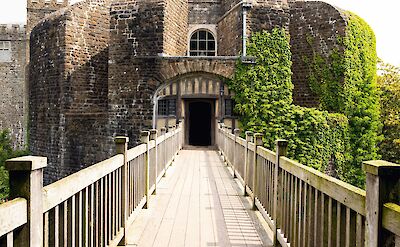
<box><xmin>242</xmin><ymin>2</ymin><xmax>253</xmax><ymax>58</ymax></box>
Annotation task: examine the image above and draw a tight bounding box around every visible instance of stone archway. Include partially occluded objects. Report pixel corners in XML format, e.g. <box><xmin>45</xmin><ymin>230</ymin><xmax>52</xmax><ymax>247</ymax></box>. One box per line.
<box><xmin>153</xmin><ymin>71</ymin><xmax>237</xmax><ymax>146</ymax></box>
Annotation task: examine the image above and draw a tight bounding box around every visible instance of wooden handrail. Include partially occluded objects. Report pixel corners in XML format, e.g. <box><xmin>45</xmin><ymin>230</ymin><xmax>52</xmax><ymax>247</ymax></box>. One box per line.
<box><xmin>280</xmin><ymin>156</ymin><xmax>366</xmax><ymax>216</ymax></box>
<box><xmin>0</xmin><ymin>198</ymin><xmax>27</xmax><ymax>237</ymax></box>
<box><xmin>217</xmin><ymin>125</ymin><xmax>400</xmax><ymax>247</ymax></box>
<box><xmin>42</xmin><ymin>154</ymin><xmax>124</xmax><ymax>212</ymax></box>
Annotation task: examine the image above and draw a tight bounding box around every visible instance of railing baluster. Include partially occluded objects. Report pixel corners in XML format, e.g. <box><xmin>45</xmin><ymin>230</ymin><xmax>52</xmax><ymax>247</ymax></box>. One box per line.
<box><xmin>55</xmin><ymin>205</ymin><xmax>59</xmax><ymax>247</ymax></box>
<box><xmin>336</xmin><ymin>202</ymin><xmax>341</xmax><ymax>247</ymax></box>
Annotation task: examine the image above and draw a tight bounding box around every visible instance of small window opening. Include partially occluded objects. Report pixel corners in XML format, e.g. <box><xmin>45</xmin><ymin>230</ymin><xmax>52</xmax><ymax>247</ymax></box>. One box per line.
<box><xmin>0</xmin><ymin>41</ymin><xmax>11</xmax><ymax>62</ymax></box>
<box><xmin>189</xmin><ymin>30</ymin><xmax>216</xmax><ymax>56</ymax></box>
<box><xmin>225</xmin><ymin>99</ymin><xmax>237</xmax><ymax>117</ymax></box>
<box><xmin>158</xmin><ymin>99</ymin><xmax>176</xmax><ymax>116</ymax></box>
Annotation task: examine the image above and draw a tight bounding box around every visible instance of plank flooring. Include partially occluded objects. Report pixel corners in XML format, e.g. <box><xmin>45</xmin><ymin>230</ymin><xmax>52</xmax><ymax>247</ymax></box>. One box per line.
<box><xmin>123</xmin><ymin>149</ymin><xmax>272</xmax><ymax>247</ymax></box>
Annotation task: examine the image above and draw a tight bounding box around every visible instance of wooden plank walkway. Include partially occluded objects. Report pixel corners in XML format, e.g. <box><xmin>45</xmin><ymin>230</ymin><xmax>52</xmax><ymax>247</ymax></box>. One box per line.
<box><xmin>123</xmin><ymin>149</ymin><xmax>272</xmax><ymax>247</ymax></box>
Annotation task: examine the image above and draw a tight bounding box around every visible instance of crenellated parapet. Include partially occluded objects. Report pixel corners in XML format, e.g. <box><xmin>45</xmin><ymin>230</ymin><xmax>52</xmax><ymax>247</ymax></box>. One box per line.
<box><xmin>27</xmin><ymin>0</ymin><xmax>69</xmax><ymax>35</ymax></box>
<box><xmin>0</xmin><ymin>24</ymin><xmax>26</xmax><ymax>40</ymax></box>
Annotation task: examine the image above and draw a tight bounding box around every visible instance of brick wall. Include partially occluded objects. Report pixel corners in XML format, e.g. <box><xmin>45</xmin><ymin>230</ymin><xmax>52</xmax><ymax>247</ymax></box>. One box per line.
<box><xmin>27</xmin><ymin>0</ymin><xmax>69</xmax><ymax>35</ymax></box>
<box><xmin>247</xmin><ymin>3</ymin><xmax>290</xmax><ymax>34</ymax></box>
<box><xmin>0</xmin><ymin>25</ymin><xmax>27</xmax><ymax>149</ymax></box>
<box><xmin>289</xmin><ymin>1</ymin><xmax>347</xmax><ymax>107</ymax></box>
<box><xmin>109</xmin><ymin>0</ymin><xmax>165</xmax><ymax>147</ymax></box>
<box><xmin>189</xmin><ymin>0</ymin><xmax>221</xmax><ymax>24</ymax></box>
<box><xmin>164</xmin><ymin>0</ymin><xmax>188</xmax><ymax>55</ymax></box>
<box><xmin>29</xmin><ymin>0</ymin><xmax>111</xmax><ymax>184</ymax></box>
<box><xmin>217</xmin><ymin>6</ymin><xmax>242</xmax><ymax>56</ymax></box>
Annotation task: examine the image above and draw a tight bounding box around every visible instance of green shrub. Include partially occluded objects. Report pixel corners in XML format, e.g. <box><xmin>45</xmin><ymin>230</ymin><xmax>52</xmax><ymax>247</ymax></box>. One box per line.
<box><xmin>377</xmin><ymin>61</ymin><xmax>400</xmax><ymax>164</ymax></box>
<box><xmin>0</xmin><ymin>129</ymin><xmax>29</xmax><ymax>201</ymax></box>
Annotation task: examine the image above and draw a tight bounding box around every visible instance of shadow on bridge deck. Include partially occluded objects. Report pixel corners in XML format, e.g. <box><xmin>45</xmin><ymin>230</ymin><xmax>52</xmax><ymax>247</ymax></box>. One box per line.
<box><xmin>122</xmin><ymin>149</ymin><xmax>273</xmax><ymax>247</ymax></box>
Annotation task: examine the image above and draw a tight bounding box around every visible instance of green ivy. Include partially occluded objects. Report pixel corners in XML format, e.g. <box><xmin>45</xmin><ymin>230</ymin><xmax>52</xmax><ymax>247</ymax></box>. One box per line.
<box><xmin>303</xmin><ymin>12</ymin><xmax>382</xmax><ymax>187</ymax></box>
<box><xmin>0</xmin><ymin>129</ymin><xmax>29</xmax><ymax>202</ymax></box>
<box><xmin>377</xmin><ymin>61</ymin><xmax>400</xmax><ymax>164</ymax></box>
<box><xmin>228</xmin><ymin>29</ymin><xmax>351</xmax><ymax>183</ymax></box>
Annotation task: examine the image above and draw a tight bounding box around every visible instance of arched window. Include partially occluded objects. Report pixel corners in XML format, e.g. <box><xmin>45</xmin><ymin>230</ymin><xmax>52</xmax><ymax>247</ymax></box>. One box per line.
<box><xmin>189</xmin><ymin>30</ymin><xmax>216</xmax><ymax>56</ymax></box>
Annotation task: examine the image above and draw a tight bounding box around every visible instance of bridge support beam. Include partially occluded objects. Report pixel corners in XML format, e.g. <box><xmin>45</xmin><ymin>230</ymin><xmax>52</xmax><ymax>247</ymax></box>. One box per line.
<box><xmin>363</xmin><ymin>160</ymin><xmax>400</xmax><ymax>247</ymax></box>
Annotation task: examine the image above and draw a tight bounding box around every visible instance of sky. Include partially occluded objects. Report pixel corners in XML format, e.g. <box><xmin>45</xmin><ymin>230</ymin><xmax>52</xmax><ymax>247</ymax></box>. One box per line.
<box><xmin>1</xmin><ymin>0</ymin><xmax>399</xmax><ymax>66</ymax></box>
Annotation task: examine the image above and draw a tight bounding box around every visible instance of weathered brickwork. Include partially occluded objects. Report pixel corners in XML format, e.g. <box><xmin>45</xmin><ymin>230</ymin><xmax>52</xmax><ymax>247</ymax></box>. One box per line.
<box><xmin>289</xmin><ymin>1</ymin><xmax>347</xmax><ymax>107</ymax></box>
<box><xmin>164</xmin><ymin>0</ymin><xmax>188</xmax><ymax>55</ymax></box>
<box><xmin>217</xmin><ymin>6</ymin><xmax>242</xmax><ymax>56</ymax></box>
<box><xmin>0</xmin><ymin>25</ymin><xmax>26</xmax><ymax>149</ymax></box>
<box><xmin>26</xmin><ymin>0</ymin><xmax>348</xmax><ymax>183</ymax></box>
<box><xmin>29</xmin><ymin>0</ymin><xmax>111</xmax><ymax>183</ymax></box>
<box><xmin>27</xmin><ymin>0</ymin><xmax>69</xmax><ymax>35</ymax></box>
<box><xmin>247</xmin><ymin>3</ymin><xmax>290</xmax><ymax>34</ymax></box>
<box><xmin>189</xmin><ymin>0</ymin><xmax>221</xmax><ymax>24</ymax></box>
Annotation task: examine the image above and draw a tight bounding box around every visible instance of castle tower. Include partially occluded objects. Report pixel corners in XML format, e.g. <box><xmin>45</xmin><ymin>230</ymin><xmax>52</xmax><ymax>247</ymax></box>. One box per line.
<box><xmin>27</xmin><ymin>0</ymin><xmax>69</xmax><ymax>36</ymax></box>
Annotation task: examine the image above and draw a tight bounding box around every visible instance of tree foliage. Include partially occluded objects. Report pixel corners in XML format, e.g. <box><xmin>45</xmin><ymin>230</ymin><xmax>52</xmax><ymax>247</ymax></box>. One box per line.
<box><xmin>0</xmin><ymin>129</ymin><xmax>29</xmax><ymax>202</ymax></box>
<box><xmin>377</xmin><ymin>61</ymin><xmax>400</xmax><ymax>164</ymax></box>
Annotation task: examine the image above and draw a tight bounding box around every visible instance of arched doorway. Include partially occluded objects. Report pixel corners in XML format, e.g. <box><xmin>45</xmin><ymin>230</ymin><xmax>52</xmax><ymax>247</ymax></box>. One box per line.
<box><xmin>154</xmin><ymin>73</ymin><xmax>237</xmax><ymax>147</ymax></box>
<box><xmin>188</xmin><ymin>100</ymin><xmax>213</xmax><ymax>146</ymax></box>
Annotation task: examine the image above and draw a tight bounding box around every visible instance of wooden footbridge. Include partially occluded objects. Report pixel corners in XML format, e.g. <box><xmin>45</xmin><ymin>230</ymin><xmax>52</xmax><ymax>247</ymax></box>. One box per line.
<box><xmin>1</xmin><ymin>124</ymin><xmax>400</xmax><ymax>247</ymax></box>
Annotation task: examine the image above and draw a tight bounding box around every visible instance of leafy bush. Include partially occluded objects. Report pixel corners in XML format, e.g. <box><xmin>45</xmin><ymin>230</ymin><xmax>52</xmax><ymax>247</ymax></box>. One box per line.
<box><xmin>0</xmin><ymin>129</ymin><xmax>29</xmax><ymax>201</ymax></box>
<box><xmin>377</xmin><ymin>61</ymin><xmax>400</xmax><ymax>164</ymax></box>
<box><xmin>228</xmin><ymin>28</ymin><xmax>351</xmax><ymax>183</ymax></box>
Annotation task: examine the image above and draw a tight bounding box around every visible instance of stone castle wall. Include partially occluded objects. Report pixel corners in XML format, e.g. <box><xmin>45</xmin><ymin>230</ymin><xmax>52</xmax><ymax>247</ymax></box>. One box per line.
<box><xmin>289</xmin><ymin>1</ymin><xmax>347</xmax><ymax>107</ymax></box>
<box><xmin>27</xmin><ymin>0</ymin><xmax>348</xmax><ymax>184</ymax></box>
<box><xmin>189</xmin><ymin>0</ymin><xmax>221</xmax><ymax>24</ymax></box>
<box><xmin>0</xmin><ymin>25</ymin><xmax>27</xmax><ymax>149</ymax></box>
<box><xmin>29</xmin><ymin>0</ymin><xmax>111</xmax><ymax>184</ymax></box>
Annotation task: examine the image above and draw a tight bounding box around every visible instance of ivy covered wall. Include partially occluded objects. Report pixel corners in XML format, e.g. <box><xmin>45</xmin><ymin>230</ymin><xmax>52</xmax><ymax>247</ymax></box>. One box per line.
<box><xmin>303</xmin><ymin>12</ymin><xmax>382</xmax><ymax>187</ymax></box>
<box><xmin>229</xmin><ymin>14</ymin><xmax>381</xmax><ymax>188</ymax></box>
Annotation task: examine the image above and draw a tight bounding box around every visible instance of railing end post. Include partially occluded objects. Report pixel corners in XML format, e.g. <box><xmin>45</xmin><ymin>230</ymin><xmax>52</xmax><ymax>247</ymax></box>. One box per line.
<box><xmin>141</xmin><ymin>131</ymin><xmax>150</xmax><ymax>144</ymax></box>
<box><xmin>275</xmin><ymin>139</ymin><xmax>288</xmax><ymax>157</ymax></box>
<box><xmin>6</xmin><ymin>156</ymin><xmax>47</xmax><ymax>247</ymax></box>
<box><xmin>363</xmin><ymin>160</ymin><xmax>400</xmax><ymax>247</ymax></box>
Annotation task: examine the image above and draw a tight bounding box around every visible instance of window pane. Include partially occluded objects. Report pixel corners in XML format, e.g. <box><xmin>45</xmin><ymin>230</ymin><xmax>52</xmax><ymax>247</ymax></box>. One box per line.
<box><xmin>199</xmin><ymin>40</ymin><xmax>206</xmax><ymax>50</ymax></box>
<box><xmin>207</xmin><ymin>32</ymin><xmax>215</xmax><ymax>40</ymax></box>
<box><xmin>199</xmin><ymin>31</ymin><xmax>206</xmax><ymax>40</ymax></box>
<box><xmin>208</xmin><ymin>41</ymin><xmax>215</xmax><ymax>51</ymax></box>
<box><xmin>190</xmin><ymin>41</ymin><xmax>197</xmax><ymax>50</ymax></box>
<box><xmin>190</xmin><ymin>52</ymin><xmax>197</xmax><ymax>56</ymax></box>
<box><xmin>207</xmin><ymin>52</ymin><xmax>216</xmax><ymax>56</ymax></box>
<box><xmin>191</xmin><ymin>32</ymin><xmax>198</xmax><ymax>40</ymax></box>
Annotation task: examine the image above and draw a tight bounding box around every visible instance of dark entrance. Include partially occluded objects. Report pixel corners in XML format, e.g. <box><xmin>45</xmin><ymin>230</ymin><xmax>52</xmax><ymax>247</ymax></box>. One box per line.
<box><xmin>188</xmin><ymin>101</ymin><xmax>212</xmax><ymax>146</ymax></box>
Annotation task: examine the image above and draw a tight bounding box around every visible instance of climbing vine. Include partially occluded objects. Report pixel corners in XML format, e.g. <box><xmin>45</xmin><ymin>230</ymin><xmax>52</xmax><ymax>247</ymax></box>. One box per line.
<box><xmin>303</xmin><ymin>12</ymin><xmax>382</xmax><ymax>187</ymax></box>
<box><xmin>228</xmin><ymin>28</ymin><xmax>350</xmax><ymax>180</ymax></box>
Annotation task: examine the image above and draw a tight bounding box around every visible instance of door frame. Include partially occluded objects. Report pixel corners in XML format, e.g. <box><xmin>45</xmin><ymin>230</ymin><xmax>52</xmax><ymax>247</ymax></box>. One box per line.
<box><xmin>184</xmin><ymin>99</ymin><xmax>216</xmax><ymax>146</ymax></box>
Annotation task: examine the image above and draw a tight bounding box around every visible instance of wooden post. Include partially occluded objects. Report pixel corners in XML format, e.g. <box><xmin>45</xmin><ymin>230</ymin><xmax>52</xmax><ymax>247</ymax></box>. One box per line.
<box><xmin>363</xmin><ymin>160</ymin><xmax>400</xmax><ymax>247</ymax></box>
<box><xmin>253</xmin><ymin>133</ymin><xmax>263</xmax><ymax>209</ymax></box>
<box><xmin>233</xmin><ymin>129</ymin><xmax>241</xmax><ymax>179</ymax></box>
<box><xmin>274</xmin><ymin>139</ymin><xmax>288</xmax><ymax>245</ymax></box>
<box><xmin>244</xmin><ymin>131</ymin><xmax>253</xmax><ymax>196</ymax></box>
<box><xmin>150</xmin><ymin>129</ymin><xmax>158</xmax><ymax>195</ymax></box>
<box><xmin>114</xmin><ymin>136</ymin><xmax>129</xmax><ymax>245</ymax></box>
<box><xmin>160</xmin><ymin>127</ymin><xmax>167</xmax><ymax>177</ymax></box>
<box><xmin>6</xmin><ymin>156</ymin><xmax>47</xmax><ymax>247</ymax></box>
<box><xmin>141</xmin><ymin>131</ymin><xmax>150</xmax><ymax>209</ymax></box>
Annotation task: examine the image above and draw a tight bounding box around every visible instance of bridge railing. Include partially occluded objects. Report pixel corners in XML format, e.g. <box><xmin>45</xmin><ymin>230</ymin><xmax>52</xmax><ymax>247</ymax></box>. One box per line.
<box><xmin>217</xmin><ymin>124</ymin><xmax>400</xmax><ymax>247</ymax></box>
<box><xmin>0</xmin><ymin>124</ymin><xmax>183</xmax><ymax>247</ymax></box>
